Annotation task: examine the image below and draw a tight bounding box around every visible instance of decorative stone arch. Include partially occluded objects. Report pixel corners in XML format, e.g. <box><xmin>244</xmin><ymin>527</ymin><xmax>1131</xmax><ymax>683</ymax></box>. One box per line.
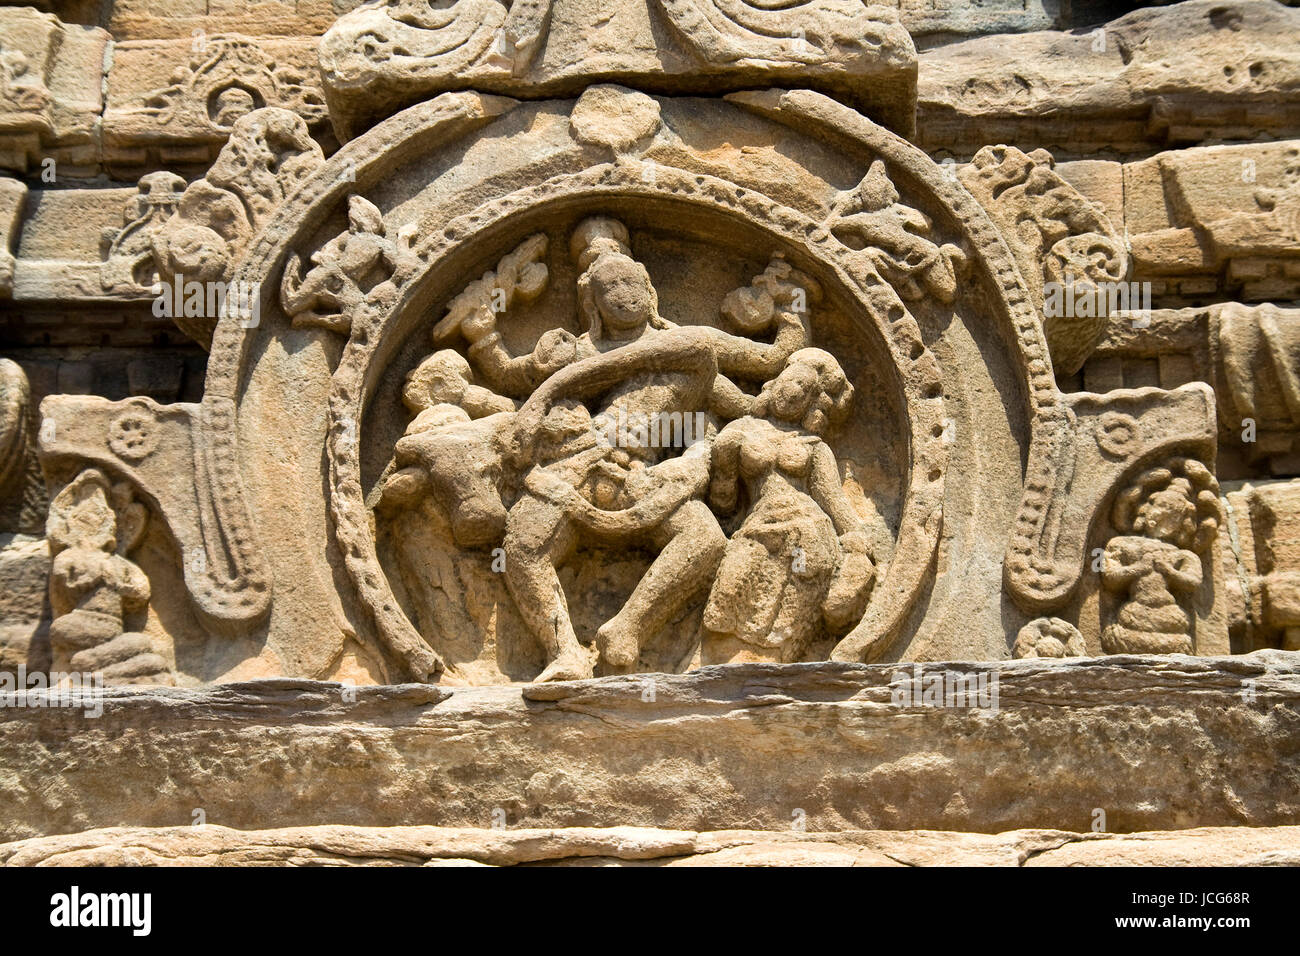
<box><xmin>200</xmin><ymin>88</ymin><xmax>1059</xmax><ymax>677</ymax></box>
<box><xmin>43</xmin><ymin>86</ymin><xmax>1216</xmax><ymax>681</ymax></box>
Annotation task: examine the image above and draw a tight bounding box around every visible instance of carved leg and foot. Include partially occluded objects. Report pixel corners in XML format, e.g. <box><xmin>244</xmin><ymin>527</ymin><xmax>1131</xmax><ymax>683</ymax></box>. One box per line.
<box><xmin>595</xmin><ymin>500</ymin><xmax>726</xmax><ymax>669</ymax></box>
<box><xmin>504</xmin><ymin>494</ymin><xmax>594</xmax><ymax>682</ymax></box>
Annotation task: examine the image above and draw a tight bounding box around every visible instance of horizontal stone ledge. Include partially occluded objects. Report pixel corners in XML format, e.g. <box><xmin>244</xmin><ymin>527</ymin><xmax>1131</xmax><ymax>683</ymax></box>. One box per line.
<box><xmin>0</xmin><ymin>652</ymin><xmax>1296</xmax><ymax>841</ymax></box>
<box><xmin>2</xmin><ymin>823</ymin><xmax>1297</xmax><ymax>867</ymax></box>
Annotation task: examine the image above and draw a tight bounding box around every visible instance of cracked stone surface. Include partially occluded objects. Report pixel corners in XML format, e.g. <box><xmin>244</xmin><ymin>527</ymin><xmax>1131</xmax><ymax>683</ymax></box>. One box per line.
<box><xmin>1</xmin><ymin>653</ymin><xmax>1296</xmax><ymax>842</ymax></box>
<box><xmin>3</xmin><ymin>823</ymin><xmax>1297</xmax><ymax>866</ymax></box>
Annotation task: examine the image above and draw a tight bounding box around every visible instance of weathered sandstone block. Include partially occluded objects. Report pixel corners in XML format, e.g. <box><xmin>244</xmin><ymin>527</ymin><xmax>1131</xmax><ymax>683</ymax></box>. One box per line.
<box><xmin>918</xmin><ymin>0</ymin><xmax>1300</xmax><ymax>157</ymax></box>
<box><xmin>103</xmin><ymin>34</ymin><xmax>328</xmax><ymax>176</ymax></box>
<box><xmin>319</xmin><ymin>0</ymin><xmax>919</xmax><ymax>138</ymax></box>
<box><xmin>4</xmin><ymin>822</ymin><xmax>1298</xmax><ymax>866</ymax></box>
<box><xmin>0</xmin><ymin>7</ymin><xmax>108</xmax><ymax>176</ymax></box>
<box><xmin>0</xmin><ymin>654</ymin><xmax>1295</xmax><ymax>840</ymax></box>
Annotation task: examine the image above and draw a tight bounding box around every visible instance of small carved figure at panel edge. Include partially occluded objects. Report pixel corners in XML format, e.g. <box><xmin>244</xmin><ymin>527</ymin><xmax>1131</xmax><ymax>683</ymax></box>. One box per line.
<box><xmin>1102</xmin><ymin>458</ymin><xmax>1221</xmax><ymax>655</ymax></box>
<box><xmin>46</xmin><ymin>469</ymin><xmax>172</xmax><ymax>685</ymax></box>
<box><xmin>827</xmin><ymin>159</ymin><xmax>966</xmax><ymax>304</ymax></box>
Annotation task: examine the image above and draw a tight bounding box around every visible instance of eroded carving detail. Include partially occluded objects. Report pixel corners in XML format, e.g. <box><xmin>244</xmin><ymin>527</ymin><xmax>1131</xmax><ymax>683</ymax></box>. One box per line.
<box><xmin>0</xmin><ymin>359</ymin><xmax>46</xmax><ymax>534</ymax></box>
<box><xmin>0</xmin><ymin>8</ymin><xmax>105</xmax><ymax>175</ymax></box>
<box><xmin>127</xmin><ymin>36</ymin><xmax>327</xmax><ymax>135</ymax></box>
<box><xmin>1221</xmin><ymin>478</ymin><xmax>1300</xmax><ymax>653</ymax></box>
<box><xmin>1216</xmin><ymin>302</ymin><xmax>1300</xmax><ymax>471</ymax></box>
<box><xmin>1013</xmin><ymin>617</ymin><xmax>1084</xmax><ymax>659</ymax></box>
<box><xmin>1180</xmin><ymin>145</ymin><xmax>1300</xmax><ymax>266</ymax></box>
<box><xmin>0</xmin><ymin>39</ymin><xmax>49</xmax><ymax>116</ymax></box>
<box><xmin>656</xmin><ymin>0</ymin><xmax>907</xmax><ymax>68</ymax></box>
<box><xmin>152</xmin><ymin>108</ymin><xmax>324</xmax><ymax>347</ymax></box>
<box><xmin>0</xmin><ymin>177</ymin><xmax>24</xmax><ymax>297</ymax></box>
<box><xmin>1101</xmin><ymin>458</ymin><xmax>1221</xmax><ymax>655</ymax></box>
<box><xmin>825</xmin><ymin>159</ymin><xmax>966</xmax><ymax>304</ymax></box>
<box><xmin>281</xmin><ymin>196</ymin><xmax>420</xmax><ymax>335</ymax></box>
<box><xmin>46</xmin><ymin>469</ymin><xmax>172</xmax><ymax>685</ymax></box>
<box><xmin>100</xmin><ymin>172</ymin><xmax>187</xmax><ymax>294</ymax></box>
<box><xmin>959</xmin><ymin>145</ymin><xmax>1127</xmax><ymax>376</ymax></box>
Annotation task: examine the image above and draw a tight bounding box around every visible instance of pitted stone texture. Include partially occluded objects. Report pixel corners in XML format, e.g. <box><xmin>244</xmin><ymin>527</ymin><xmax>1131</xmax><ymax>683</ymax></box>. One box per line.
<box><xmin>0</xmin><ymin>8</ymin><xmax>108</xmax><ymax>177</ymax></box>
<box><xmin>918</xmin><ymin>0</ymin><xmax>1300</xmax><ymax>158</ymax></box>
<box><xmin>319</xmin><ymin>0</ymin><xmax>917</xmax><ymax>139</ymax></box>
<box><xmin>0</xmin><ymin>655</ymin><xmax>1296</xmax><ymax>841</ymax></box>
<box><xmin>3</xmin><ymin>822</ymin><xmax>1297</xmax><ymax>866</ymax></box>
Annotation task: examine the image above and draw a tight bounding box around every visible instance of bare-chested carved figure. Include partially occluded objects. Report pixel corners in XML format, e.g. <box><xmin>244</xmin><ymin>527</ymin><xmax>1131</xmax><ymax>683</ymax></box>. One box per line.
<box><xmin>495</xmin><ymin>218</ymin><xmax>817</xmax><ymax>680</ymax></box>
<box><xmin>46</xmin><ymin>469</ymin><xmax>172</xmax><ymax>685</ymax></box>
<box><xmin>702</xmin><ymin>349</ymin><xmax>875</xmax><ymax>663</ymax></box>
<box><xmin>1102</xmin><ymin>459</ymin><xmax>1221</xmax><ymax>655</ymax></box>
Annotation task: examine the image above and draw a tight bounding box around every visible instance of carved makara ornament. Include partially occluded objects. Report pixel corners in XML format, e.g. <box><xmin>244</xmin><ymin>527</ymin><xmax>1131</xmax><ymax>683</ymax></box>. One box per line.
<box><xmin>100</xmin><ymin>172</ymin><xmax>186</xmax><ymax>293</ymax></box>
<box><xmin>151</xmin><ymin>108</ymin><xmax>324</xmax><ymax>347</ymax></box>
<box><xmin>958</xmin><ymin>145</ymin><xmax>1128</xmax><ymax>376</ymax></box>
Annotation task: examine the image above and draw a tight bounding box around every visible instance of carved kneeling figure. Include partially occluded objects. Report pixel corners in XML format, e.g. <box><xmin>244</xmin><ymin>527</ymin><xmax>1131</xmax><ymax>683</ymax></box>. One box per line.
<box><xmin>46</xmin><ymin>469</ymin><xmax>172</xmax><ymax>685</ymax></box>
<box><xmin>1101</xmin><ymin>459</ymin><xmax>1220</xmax><ymax>656</ymax></box>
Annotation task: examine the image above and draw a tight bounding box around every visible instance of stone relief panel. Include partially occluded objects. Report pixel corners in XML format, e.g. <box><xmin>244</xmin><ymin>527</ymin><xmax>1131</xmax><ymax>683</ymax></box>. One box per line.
<box><xmin>2</xmin><ymin>0</ymin><xmax>1300</xmax><ymax>865</ymax></box>
<box><xmin>4</xmin><ymin>0</ymin><xmax>1285</xmax><ymax>692</ymax></box>
<box><xmin>19</xmin><ymin>80</ymin><xmax>1229</xmax><ymax>686</ymax></box>
<box><xmin>23</xmin><ymin>81</ymin><xmax>1217</xmax><ymax>690</ymax></box>
<box><xmin>370</xmin><ymin>214</ymin><xmax>895</xmax><ymax>682</ymax></box>
<box><xmin>319</xmin><ymin>0</ymin><xmax>917</xmax><ymax>139</ymax></box>
<box><xmin>103</xmin><ymin>34</ymin><xmax>329</xmax><ymax>174</ymax></box>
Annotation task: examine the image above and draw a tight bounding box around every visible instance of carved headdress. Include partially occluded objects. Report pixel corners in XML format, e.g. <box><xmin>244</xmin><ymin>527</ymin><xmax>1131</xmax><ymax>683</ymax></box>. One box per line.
<box><xmin>571</xmin><ymin>216</ymin><xmax>673</xmax><ymax>338</ymax></box>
